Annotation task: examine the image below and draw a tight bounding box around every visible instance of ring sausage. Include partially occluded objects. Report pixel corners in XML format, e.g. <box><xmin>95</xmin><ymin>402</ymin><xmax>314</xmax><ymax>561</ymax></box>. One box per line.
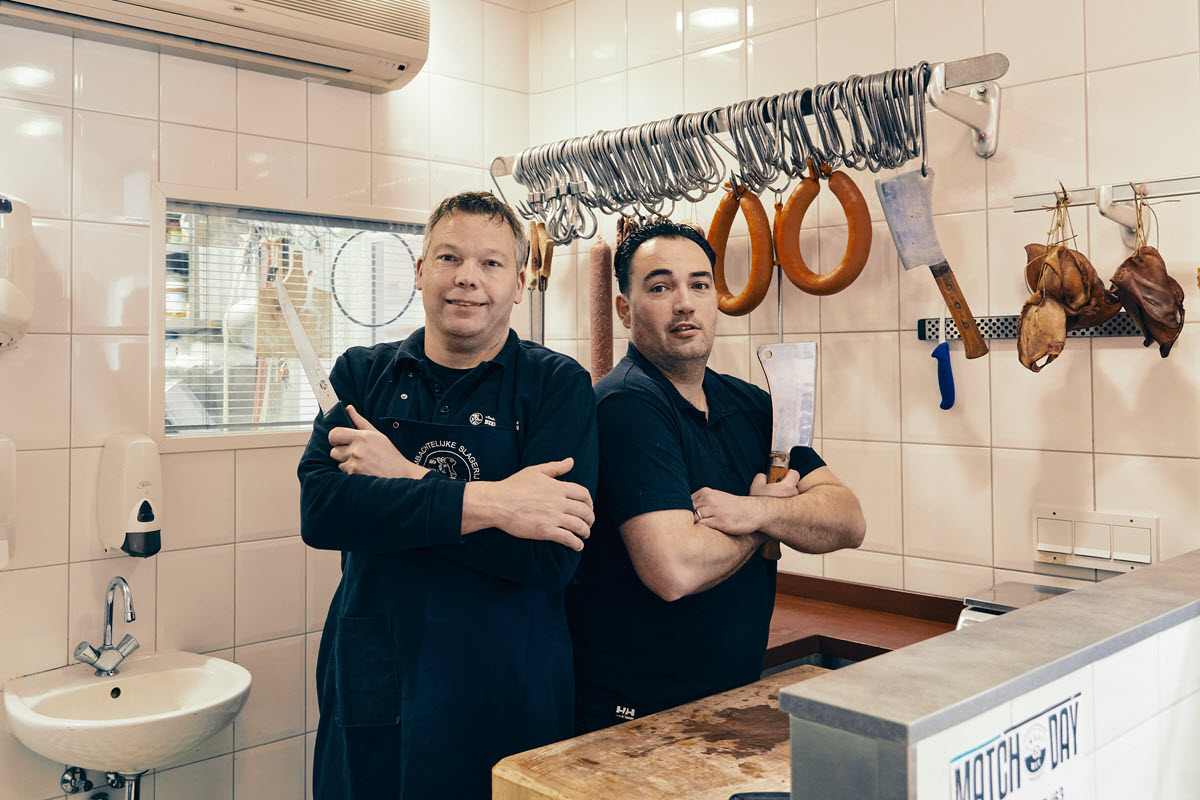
<box><xmin>708</xmin><ymin>186</ymin><xmax>774</xmax><ymax>316</ymax></box>
<box><xmin>777</xmin><ymin>164</ymin><xmax>872</xmax><ymax>296</ymax></box>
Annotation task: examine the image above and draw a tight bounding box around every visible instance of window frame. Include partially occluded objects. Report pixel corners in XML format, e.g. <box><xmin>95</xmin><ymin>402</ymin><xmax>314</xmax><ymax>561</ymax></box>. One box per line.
<box><xmin>150</xmin><ymin>183</ymin><xmax>428</xmax><ymax>454</ymax></box>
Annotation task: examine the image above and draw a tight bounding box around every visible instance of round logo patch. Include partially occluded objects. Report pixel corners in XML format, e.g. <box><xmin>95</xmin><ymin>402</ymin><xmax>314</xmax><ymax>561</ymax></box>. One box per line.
<box><xmin>413</xmin><ymin>439</ymin><xmax>481</xmax><ymax>481</ymax></box>
<box><xmin>469</xmin><ymin>412</ymin><xmax>483</xmax><ymax>426</ymax></box>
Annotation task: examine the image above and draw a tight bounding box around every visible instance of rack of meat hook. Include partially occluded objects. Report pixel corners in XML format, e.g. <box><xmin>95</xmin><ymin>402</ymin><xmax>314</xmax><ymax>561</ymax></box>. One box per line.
<box><xmin>488</xmin><ymin>53</ymin><xmax>1010</xmax><ymax>246</ymax></box>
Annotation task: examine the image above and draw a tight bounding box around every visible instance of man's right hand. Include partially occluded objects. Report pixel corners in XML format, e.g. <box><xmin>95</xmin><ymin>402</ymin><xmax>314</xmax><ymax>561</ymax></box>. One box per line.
<box><xmin>462</xmin><ymin>458</ymin><xmax>595</xmax><ymax>550</ymax></box>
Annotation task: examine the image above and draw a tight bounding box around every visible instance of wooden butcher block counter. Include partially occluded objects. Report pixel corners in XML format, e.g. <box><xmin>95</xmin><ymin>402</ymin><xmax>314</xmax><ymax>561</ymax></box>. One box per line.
<box><xmin>493</xmin><ymin>665</ymin><xmax>826</xmax><ymax>800</ymax></box>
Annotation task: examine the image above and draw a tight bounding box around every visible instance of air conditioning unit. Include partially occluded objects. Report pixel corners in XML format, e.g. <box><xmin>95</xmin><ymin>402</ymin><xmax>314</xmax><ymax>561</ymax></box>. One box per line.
<box><xmin>0</xmin><ymin>0</ymin><xmax>429</xmax><ymax>92</ymax></box>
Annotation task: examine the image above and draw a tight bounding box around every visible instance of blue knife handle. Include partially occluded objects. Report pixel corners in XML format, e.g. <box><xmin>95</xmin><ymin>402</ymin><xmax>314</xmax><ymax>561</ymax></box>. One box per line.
<box><xmin>932</xmin><ymin>342</ymin><xmax>955</xmax><ymax>410</ymax></box>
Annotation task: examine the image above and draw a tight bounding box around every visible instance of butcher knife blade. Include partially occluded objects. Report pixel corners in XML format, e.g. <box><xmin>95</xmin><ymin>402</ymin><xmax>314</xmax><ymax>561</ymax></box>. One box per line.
<box><xmin>274</xmin><ymin>277</ymin><xmax>349</xmax><ymax>426</ymax></box>
<box><xmin>875</xmin><ymin>169</ymin><xmax>989</xmax><ymax>359</ymax></box>
<box><xmin>756</xmin><ymin>341</ymin><xmax>817</xmax><ymax>561</ymax></box>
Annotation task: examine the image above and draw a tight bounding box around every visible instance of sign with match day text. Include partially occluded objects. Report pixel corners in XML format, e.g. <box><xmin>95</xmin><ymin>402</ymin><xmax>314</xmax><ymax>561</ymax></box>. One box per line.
<box><xmin>950</xmin><ymin>693</ymin><xmax>1088</xmax><ymax>800</ymax></box>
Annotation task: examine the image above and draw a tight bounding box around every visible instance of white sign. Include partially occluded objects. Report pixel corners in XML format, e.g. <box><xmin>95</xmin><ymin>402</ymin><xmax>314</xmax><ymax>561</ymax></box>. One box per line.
<box><xmin>950</xmin><ymin>692</ymin><xmax>1086</xmax><ymax>800</ymax></box>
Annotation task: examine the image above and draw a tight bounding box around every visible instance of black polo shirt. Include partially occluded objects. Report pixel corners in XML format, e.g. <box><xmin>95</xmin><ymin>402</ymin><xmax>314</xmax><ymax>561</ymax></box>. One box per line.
<box><xmin>567</xmin><ymin>343</ymin><xmax>824</xmax><ymax>733</ymax></box>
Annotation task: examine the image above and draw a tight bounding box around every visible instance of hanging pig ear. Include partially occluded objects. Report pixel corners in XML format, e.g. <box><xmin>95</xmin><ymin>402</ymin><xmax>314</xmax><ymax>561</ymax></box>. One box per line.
<box><xmin>1017</xmin><ymin>289</ymin><xmax>1067</xmax><ymax>373</ymax></box>
<box><xmin>1024</xmin><ymin>243</ymin><xmax>1049</xmax><ymax>294</ymax></box>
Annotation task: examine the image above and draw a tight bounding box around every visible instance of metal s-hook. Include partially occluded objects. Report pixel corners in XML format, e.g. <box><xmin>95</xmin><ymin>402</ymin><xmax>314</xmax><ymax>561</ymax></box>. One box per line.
<box><xmin>926</xmin><ymin>62</ymin><xmax>1000</xmax><ymax>158</ymax></box>
<box><xmin>1096</xmin><ymin>183</ymin><xmax>1144</xmax><ymax>249</ymax></box>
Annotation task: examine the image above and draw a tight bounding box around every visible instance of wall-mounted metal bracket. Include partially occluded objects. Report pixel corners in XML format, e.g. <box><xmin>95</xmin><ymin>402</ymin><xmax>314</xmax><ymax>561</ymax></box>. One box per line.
<box><xmin>927</xmin><ymin>62</ymin><xmax>1001</xmax><ymax>159</ymax></box>
<box><xmin>1095</xmin><ymin>184</ymin><xmax>1144</xmax><ymax>248</ymax></box>
<box><xmin>917</xmin><ymin>312</ymin><xmax>1145</xmax><ymax>341</ymax></box>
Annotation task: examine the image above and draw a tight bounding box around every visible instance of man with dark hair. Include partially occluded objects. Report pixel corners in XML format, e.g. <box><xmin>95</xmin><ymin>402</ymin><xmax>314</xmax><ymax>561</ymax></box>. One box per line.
<box><xmin>300</xmin><ymin>191</ymin><xmax>598</xmax><ymax>798</ymax></box>
<box><xmin>568</xmin><ymin>219</ymin><xmax>865</xmax><ymax>733</ymax></box>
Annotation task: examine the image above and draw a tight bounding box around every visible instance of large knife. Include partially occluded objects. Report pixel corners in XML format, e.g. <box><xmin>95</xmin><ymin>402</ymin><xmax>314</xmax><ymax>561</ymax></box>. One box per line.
<box><xmin>275</xmin><ymin>277</ymin><xmax>349</xmax><ymax>425</ymax></box>
<box><xmin>757</xmin><ymin>341</ymin><xmax>817</xmax><ymax>561</ymax></box>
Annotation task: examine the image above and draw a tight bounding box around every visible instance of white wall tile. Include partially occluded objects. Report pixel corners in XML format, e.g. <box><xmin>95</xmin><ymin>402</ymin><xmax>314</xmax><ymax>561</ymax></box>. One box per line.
<box><xmin>305</xmin><ymin>632</ymin><xmax>322</xmax><ymax>732</ymax></box>
<box><xmin>0</xmin><ymin>564</ymin><xmax>67</xmax><ymax>682</ymax></box>
<box><xmin>991</xmin><ymin>448</ymin><xmax>1094</xmax><ymax>571</ymax></box>
<box><xmin>160</xmin><ymin>123</ymin><xmax>237</xmax><ymax>190</ymax></box>
<box><xmin>708</xmin><ymin>335</ymin><xmax>750</xmax><ymax>381</ymax></box>
<box><xmin>372</xmin><ymin>72</ymin><xmax>430</xmax><ymax>159</ymax></box>
<box><xmin>428</xmin><ymin>76</ymin><xmax>484</xmax><ymax>166</ymax></box>
<box><xmin>895</xmin><ymin>0</ymin><xmax>982</xmax><ymax>68</ymax></box>
<box><xmin>989</xmin><ymin>340</ymin><xmax>1093</xmax><ymax>452</ymax></box>
<box><xmin>747</xmin><ymin>0</ymin><xmax>814</xmax><ymax>35</ymax></box>
<box><xmin>1086</xmin><ymin>0</ymin><xmax>1198</xmax><ymax>72</ymax></box>
<box><xmin>750</xmin><ymin>231</ymin><xmax>821</xmax><ymax>337</ymax></box>
<box><xmin>683</xmin><ymin>41</ymin><xmax>747</xmax><ymax>114</ymax></box>
<box><xmin>67</xmin><ymin>556</ymin><xmax>156</xmax><ymax>663</ymax></box>
<box><xmin>159</xmin><ymin>55</ymin><xmax>237</xmax><ymax>131</ymax></box>
<box><xmin>778</xmin><ymin>548</ymin><xmax>823</xmax><ymax>576</ymax></box>
<box><xmin>898</xmin><ymin>211</ymin><xmax>989</xmax><ymax>327</ymax></box>
<box><xmin>539</xmin><ymin>85</ymin><xmax>577</xmax><ymax>144</ymax></box>
<box><xmin>72</xmin><ymin>110</ymin><xmax>158</xmax><ymax>224</ymax></box>
<box><xmin>1159</xmin><ymin>690</ymin><xmax>1200</xmax><ymax>800</ymax></box>
<box><xmin>0</xmin><ymin>24</ymin><xmax>72</xmax><ymax>106</ymax></box>
<box><xmin>986</xmin><ymin>75</ymin><xmax>1087</xmax><ymax>207</ymax></box>
<box><xmin>1088</xmin><ymin>55</ymin><xmax>1200</xmax><ymax>187</ymax></box>
<box><xmin>0</xmin><ymin>98</ymin><xmax>71</xmax><ymax>219</ymax></box>
<box><xmin>238</xmin><ymin>135</ymin><xmax>307</xmax><ymax>197</ymax></box>
<box><xmin>1092</xmin><ymin>634</ymin><xmax>1159</xmax><ymax>747</ymax></box>
<box><xmin>825</xmin><ymin>548</ymin><xmax>903</xmax><ymax>589</ymax></box>
<box><xmin>902</xmin><ymin>443</ymin><xmax>993</xmax><ymax>565</ymax></box>
<box><xmin>816</xmin><ymin>0</ymin><xmax>880</xmax><ymax>16</ymax></box>
<box><xmin>233</xmin><ymin>736</ymin><xmax>305</xmax><ymax>800</ymax></box>
<box><xmin>899</xmin><ymin>332</ymin><xmax>991</xmax><ymax>447</ymax></box>
<box><xmin>1092</xmin><ymin>334</ymin><xmax>1200</xmax><ymax>458</ymax></box>
<box><xmin>820</xmin><ymin>332</ymin><xmax>900</xmax><ymax>441</ymax></box>
<box><xmin>68</xmin><ymin>446</ymin><xmax>110</xmax><ymax>563</ymax></box>
<box><xmin>235</xmin><ymin>537</ymin><xmax>305</xmax><ymax>645</ymax></box>
<box><xmin>684</xmin><ymin>0</ymin><xmax>745</xmax><ymax>52</ymax></box>
<box><xmin>628</xmin><ymin>58</ymin><xmax>684</xmax><ymax>125</ymax></box>
<box><xmin>903</xmin><ymin>557</ymin><xmax>993</xmax><ymax>598</ymax></box>
<box><xmin>305</xmin><ymin>730</ymin><xmax>316</xmax><ymax>800</ymax></box>
<box><xmin>628</xmin><ymin>0</ymin><xmax>684</xmax><ymax>67</ymax></box>
<box><xmin>818</xmin><ymin>221</ymin><xmax>899</xmax><ymax>332</ymax></box>
<box><xmin>544</xmin><ymin>338</ymin><xmax>581</xmax><ymax>363</ymax></box>
<box><xmin>541</xmin><ymin>2</ymin><xmax>577</xmax><ymax>90</ymax></box>
<box><xmin>28</xmin><ymin>217</ymin><xmax>71</xmax><ymax>335</ymax></box>
<box><xmin>1159</xmin><ymin>616</ymin><xmax>1200</xmax><ymax>707</ymax></box>
<box><xmin>484</xmin><ymin>3</ymin><xmax>530</xmax><ymax>92</ymax></box>
<box><xmin>575</xmin><ymin>72</ymin><xmax>626</xmax><ymax>137</ymax></box>
<box><xmin>0</xmin><ymin>334</ymin><xmax>71</xmax><ymax>450</ymax></box>
<box><xmin>9</xmin><ymin>449</ymin><xmax>69</xmax><ymax>571</ymax></box>
<box><xmin>1095</xmin><ymin>718</ymin><xmax>1161</xmax><ymax>800</ymax></box>
<box><xmin>372</xmin><ymin>154</ymin><xmax>431</xmax><ymax>211</ymax></box>
<box><xmin>429</xmin><ymin>163</ymin><xmax>484</xmax><ymax>207</ymax></box>
<box><xmin>71</xmin><ymin>222</ymin><xmax>150</xmax><ymax>334</ymax></box>
<box><xmin>528</xmin><ymin>10</ymin><xmax>545</xmax><ymax>94</ymax></box>
<box><xmin>157</xmin><ymin>545</ymin><xmax>234</xmax><ymax>653</ymax></box>
<box><xmin>155</xmin><ymin>753</ymin><xmax>233</xmax><ymax>800</ymax></box>
<box><xmin>70</xmin><ymin>335</ymin><xmax>150</xmax><ymax>448</ymax></box>
<box><xmin>484</xmin><ymin>87</ymin><xmax>531</xmax><ymax>162</ymax></box>
<box><xmin>984</xmin><ymin>0</ymin><xmax>1084</xmax><ymax>87</ymax></box>
<box><xmin>234</xmin><ymin>447</ymin><xmax>302</xmax><ymax>541</ymax></box>
<box><xmin>72</xmin><ymin>38</ymin><xmax>157</xmax><ymax>120</ymax></box>
<box><xmin>924</xmin><ymin>110</ymin><xmax>988</xmax><ymax>215</ymax></box>
<box><xmin>308</xmin><ymin>145</ymin><xmax>370</xmax><ymax>205</ymax></box>
<box><xmin>747</xmin><ymin>23</ymin><xmax>816</xmax><ymax>100</ymax></box>
<box><xmin>426</xmin><ymin>0</ymin><xmax>484</xmax><ymax>83</ymax></box>
<box><xmin>0</xmin><ymin>691</ymin><xmax>64</xmax><ymax>799</ymax></box>
<box><xmin>307</xmin><ymin>84</ymin><xmax>370</xmax><ymax>151</ymax></box>
<box><xmin>161</xmin><ymin>450</ymin><xmax>235</xmax><ymax>550</ymax></box>
<box><xmin>233</xmin><ymin>636</ymin><xmax>307</xmax><ymax>749</ymax></box>
<box><xmin>816</xmin><ymin>2</ymin><xmax>893</xmax><ymax>83</ymax></box>
<box><xmin>575</xmin><ymin>0</ymin><xmax>627</xmax><ymax>81</ymax></box>
<box><xmin>1095</xmin><ymin>453</ymin><xmax>1200</xmax><ymax>562</ymax></box>
<box><xmin>820</xmin><ymin>440</ymin><xmax>901</xmax><ymax>554</ymax></box>
<box><xmin>237</xmin><ymin>70</ymin><xmax>306</xmax><ymax>142</ymax></box>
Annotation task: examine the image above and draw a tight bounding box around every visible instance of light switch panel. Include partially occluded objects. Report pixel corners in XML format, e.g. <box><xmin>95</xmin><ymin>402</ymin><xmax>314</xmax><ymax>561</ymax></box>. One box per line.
<box><xmin>1033</xmin><ymin>506</ymin><xmax>1157</xmax><ymax>573</ymax></box>
<box><xmin>1073</xmin><ymin>522</ymin><xmax>1111</xmax><ymax>559</ymax></box>
<box><xmin>1113</xmin><ymin>526</ymin><xmax>1152</xmax><ymax>564</ymax></box>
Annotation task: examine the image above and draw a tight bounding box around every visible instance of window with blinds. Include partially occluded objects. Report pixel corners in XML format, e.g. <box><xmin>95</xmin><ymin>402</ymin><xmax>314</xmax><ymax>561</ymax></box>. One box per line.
<box><xmin>163</xmin><ymin>201</ymin><xmax>425</xmax><ymax>436</ymax></box>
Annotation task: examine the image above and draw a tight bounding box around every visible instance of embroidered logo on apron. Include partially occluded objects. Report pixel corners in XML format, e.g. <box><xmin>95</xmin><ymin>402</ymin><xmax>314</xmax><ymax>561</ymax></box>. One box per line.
<box><xmin>413</xmin><ymin>439</ymin><xmax>482</xmax><ymax>481</ymax></box>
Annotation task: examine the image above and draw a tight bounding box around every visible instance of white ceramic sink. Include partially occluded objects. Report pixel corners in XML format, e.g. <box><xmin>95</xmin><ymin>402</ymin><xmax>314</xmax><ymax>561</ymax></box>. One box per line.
<box><xmin>3</xmin><ymin>650</ymin><xmax>251</xmax><ymax>773</ymax></box>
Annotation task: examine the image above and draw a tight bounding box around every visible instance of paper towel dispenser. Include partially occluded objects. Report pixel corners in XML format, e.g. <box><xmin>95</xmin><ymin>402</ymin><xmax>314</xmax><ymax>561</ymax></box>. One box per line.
<box><xmin>0</xmin><ymin>194</ymin><xmax>34</xmax><ymax>349</ymax></box>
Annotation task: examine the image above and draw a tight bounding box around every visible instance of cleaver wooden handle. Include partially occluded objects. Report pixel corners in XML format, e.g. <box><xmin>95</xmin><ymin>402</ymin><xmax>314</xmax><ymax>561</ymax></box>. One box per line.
<box><xmin>760</xmin><ymin>461</ymin><xmax>790</xmax><ymax>561</ymax></box>
<box><xmin>930</xmin><ymin>262</ymin><xmax>989</xmax><ymax>359</ymax></box>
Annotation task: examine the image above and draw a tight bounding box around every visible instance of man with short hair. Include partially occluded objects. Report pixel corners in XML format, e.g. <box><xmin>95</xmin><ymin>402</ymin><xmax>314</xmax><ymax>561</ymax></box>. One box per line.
<box><xmin>568</xmin><ymin>220</ymin><xmax>865</xmax><ymax>733</ymax></box>
<box><xmin>300</xmin><ymin>191</ymin><xmax>598</xmax><ymax>798</ymax></box>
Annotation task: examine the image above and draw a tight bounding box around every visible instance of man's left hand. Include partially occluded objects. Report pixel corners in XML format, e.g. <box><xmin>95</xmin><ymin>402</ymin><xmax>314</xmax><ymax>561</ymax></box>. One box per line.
<box><xmin>329</xmin><ymin>406</ymin><xmax>428</xmax><ymax>479</ymax></box>
<box><xmin>691</xmin><ymin>470</ymin><xmax>801</xmax><ymax>535</ymax></box>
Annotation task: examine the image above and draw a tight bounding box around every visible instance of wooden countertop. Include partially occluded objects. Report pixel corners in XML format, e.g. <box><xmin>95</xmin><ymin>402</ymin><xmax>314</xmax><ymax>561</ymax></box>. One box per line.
<box><xmin>493</xmin><ymin>665</ymin><xmax>827</xmax><ymax>800</ymax></box>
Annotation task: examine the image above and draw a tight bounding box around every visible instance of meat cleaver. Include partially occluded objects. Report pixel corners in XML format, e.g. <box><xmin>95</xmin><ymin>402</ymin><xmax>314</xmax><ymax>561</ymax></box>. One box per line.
<box><xmin>756</xmin><ymin>341</ymin><xmax>817</xmax><ymax>561</ymax></box>
<box><xmin>275</xmin><ymin>277</ymin><xmax>351</xmax><ymax>428</ymax></box>
<box><xmin>876</xmin><ymin>169</ymin><xmax>989</xmax><ymax>359</ymax></box>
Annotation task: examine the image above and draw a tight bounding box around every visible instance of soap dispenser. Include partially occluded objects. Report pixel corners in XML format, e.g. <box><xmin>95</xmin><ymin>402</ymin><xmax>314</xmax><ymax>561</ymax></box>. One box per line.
<box><xmin>0</xmin><ymin>194</ymin><xmax>35</xmax><ymax>350</ymax></box>
<box><xmin>98</xmin><ymin>434</ymin><xmax>163</xmax><ymax>558</ymax></box>
<box><xmin>0</xmin><ymin>435</ymin><xmax>14</xmax><ymax>568</ymax></box>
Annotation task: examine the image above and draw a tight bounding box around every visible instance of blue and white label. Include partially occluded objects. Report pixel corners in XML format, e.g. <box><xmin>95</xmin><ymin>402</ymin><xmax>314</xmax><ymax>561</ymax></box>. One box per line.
<box><xmin>950</xmin><ymin>693</ymin><xmax>1085</xmax><ymax>800</ymax></box>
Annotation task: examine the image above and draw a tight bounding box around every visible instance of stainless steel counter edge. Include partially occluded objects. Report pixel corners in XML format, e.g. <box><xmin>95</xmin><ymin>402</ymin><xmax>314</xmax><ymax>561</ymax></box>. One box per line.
<box><xmin>778</xmin><ymin>549</ymin><xmax>1200</xmax><ymax>744</ymax></box>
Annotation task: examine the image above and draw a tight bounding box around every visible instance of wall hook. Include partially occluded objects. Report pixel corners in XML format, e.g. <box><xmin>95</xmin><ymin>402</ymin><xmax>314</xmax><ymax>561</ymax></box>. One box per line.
<box><xmin>927</xmin><ymin>62</ymin><xmax>1001</xmax><ymax>159</ymax></box>
<box><xmin>1095</xmin><ymin>184</ymin><xmax>1143</xmax><ymax>248</ymax></box>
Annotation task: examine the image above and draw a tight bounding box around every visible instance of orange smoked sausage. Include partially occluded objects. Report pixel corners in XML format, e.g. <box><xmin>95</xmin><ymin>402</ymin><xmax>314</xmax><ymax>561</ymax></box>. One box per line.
<box><xmin>777</xmin><ymin>166</ymin><xmax>872</xmax><ymax>296</ymax></box>
<box><xmin>708</xmin><ymin>186</ymin><xmax>774</xmax><ymax>316</ymax></box>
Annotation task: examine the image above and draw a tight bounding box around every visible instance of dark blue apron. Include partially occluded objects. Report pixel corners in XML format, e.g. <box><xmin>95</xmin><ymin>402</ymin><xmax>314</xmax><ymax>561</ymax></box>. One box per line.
<box><xmin>313</xmin><ymin>414</ymin><xmax>574</xmax><ymax>799</ymax></box>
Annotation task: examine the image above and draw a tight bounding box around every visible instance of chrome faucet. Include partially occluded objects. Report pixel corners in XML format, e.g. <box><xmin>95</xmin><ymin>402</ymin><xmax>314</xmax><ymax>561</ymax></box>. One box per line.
<box><xmin>74</xmin><ymin>576</ymin><xmax>140</xmax><ymax>676</ymax></box>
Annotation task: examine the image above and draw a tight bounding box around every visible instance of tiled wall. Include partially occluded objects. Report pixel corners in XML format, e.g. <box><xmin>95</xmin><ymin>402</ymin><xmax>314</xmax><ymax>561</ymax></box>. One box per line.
<box><xmin>524</xmin><ymin>0</ymin><xmax>1200</xmax><ymax>594</ymax></box>
<box><xmin>0</xmin><ymin>0</ymin><xmax>528</xmax><ymax>797</ymax></box>
<box><xmin>913</xmin><ymin>614</ymin><xmax>1200</xmax><ymax>798</ymax></box>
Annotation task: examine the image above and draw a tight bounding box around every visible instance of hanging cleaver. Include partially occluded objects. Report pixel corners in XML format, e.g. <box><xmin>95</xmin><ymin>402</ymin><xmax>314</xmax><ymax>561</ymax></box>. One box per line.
<box><xmin>275</xmin><ymin>277</ymin><xmax>351</xmax><ymax>427</ymax></box>
<box><xmin>876</xmin><ymin>169</ymin><xmax>989</xmax><ymax>359</ymax></box>
<box><xmin>756</xmin><ymin>341</ymin><xmax>817</xmax><ymax>561</ymax></box>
